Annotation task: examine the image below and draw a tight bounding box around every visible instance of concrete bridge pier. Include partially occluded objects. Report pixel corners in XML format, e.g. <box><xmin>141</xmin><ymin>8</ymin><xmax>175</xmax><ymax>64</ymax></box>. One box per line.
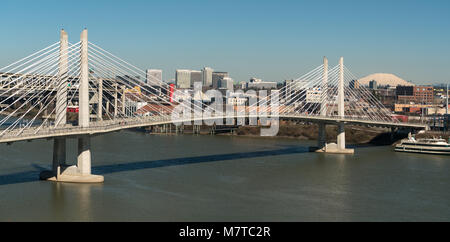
<box><xmin>314</xmin><ymin>123</ymin><xmax>354</xmax><ymax>154</ymax></box>
<box><xmin>337</xmin><ymin>122</ymin><xmax>346</xmax><ymax>150</ymax></box>
<box><xmin>317</xmin><ymin>123</ymin><xmax>326</xmax><ymax>149</ymax></box>
<box><xmin>39</xmin><ymin>138</ymin><xmax>67</xmax><ymax>180</ymax></box>
<box><xmin>41</xmin><ymin>136</ymin><xmax>103</xmax><ymax>183</ymax></box>
<box><xmin>335</xmin><ymin>123</ymin><xmax>355</xmax><ymax>154</ymax></box>
<box><xmin>314</xmin><ymin>57</ymin><xmax>354</xmax><ymax>154</ymax></box>
<box><xmin>77</xmin><ymin>136</ymin><xmax>92</xmax><ymax>175</ymax></box>
<box><xmin>41</xmin><ymin>29</ymin><xmax>103</xmax><ymax>183</ymax></box>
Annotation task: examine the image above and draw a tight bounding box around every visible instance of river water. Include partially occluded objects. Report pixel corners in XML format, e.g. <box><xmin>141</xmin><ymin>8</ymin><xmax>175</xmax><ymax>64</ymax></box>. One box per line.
<box><xmin>0</xmin><ymin>130</ymin><xmax>448</xmax><ymax>222</ymax></box>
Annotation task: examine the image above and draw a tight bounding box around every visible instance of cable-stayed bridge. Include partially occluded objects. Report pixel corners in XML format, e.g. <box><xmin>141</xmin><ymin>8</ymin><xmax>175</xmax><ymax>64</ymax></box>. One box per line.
<box><xmin>0</xmin><ymin>30</ymin><xmax>427</xmax><ymax>183</ymax></box>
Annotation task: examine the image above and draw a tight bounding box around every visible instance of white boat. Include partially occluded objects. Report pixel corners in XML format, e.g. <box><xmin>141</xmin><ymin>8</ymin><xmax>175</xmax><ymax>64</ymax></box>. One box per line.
<box><xmin>395</xmin><ymin>136</ymin><xmax>450</xmax><ymax>155</ymax></box>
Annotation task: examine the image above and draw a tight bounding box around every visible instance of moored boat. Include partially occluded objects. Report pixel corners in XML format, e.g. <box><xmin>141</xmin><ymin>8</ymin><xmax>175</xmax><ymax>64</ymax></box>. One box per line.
<box><xmin>395</xmin><ymin>136</ymin><xmax>450</xmax><ymax>155</ymax></box>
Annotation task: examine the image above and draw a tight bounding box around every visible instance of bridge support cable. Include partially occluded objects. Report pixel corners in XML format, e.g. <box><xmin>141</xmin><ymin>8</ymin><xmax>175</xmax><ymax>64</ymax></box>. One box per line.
<box><xmin>282</xmin><ymin>66</ymin><xmax>339</xmax><ymax>116</ymax></box>
<box><xmin>0</xmin><ymin>58</ymin><xmax>64</xmax><ymax>133</ymax></box>
<box><xmin>87</xmin><ymin>42</ymin><xmax>238</xmax><ymax>123</ymax></box>
<box><xmin>344</xmin><ymin>66</ymin><xmax>397</xmax><ymax>123</ymax></box>
<box><xmin>87</xmin><ymin>74</ymin><xmax>128</xmax><ymax>121</ymax></box>
<box><xmin>0</xmin><ymin>29</ymin><xmax>429</xmax><ymax>184</ymax></box>
<box><xmin>86</xmin><ymin>45</ymin><xmax>196</xmax><ymax>118</ymax></box>
<box><xmin>0</xmin><ymin>42</ymin><xmax>59</xmax><ymax>73</ymax></box>
<box><xmin>0</xmin><ymin>42</ymin><xmax>80</xmax><ymax>118</ymax></box>
<box><xmin>87</xmin><ymin>60</ymin><xmax>172</xmax><ymax>120</ymax></box>
<box><xmin>33</xmin><ymin>73</ymin><xmax>81</xmax><ymax>135</ymax></box>
<box><xmin>18</xmin><ymin>54</ymin><xmax>82</xmax><ymax>135</ymax></box>
<box><xmin>0</xmin><ymin>49</ymin><xmax>62</xmax><ymax>106</ymax></box>
<box><xmin>301</xmin><ymin>66</ymin><xmax>340</xmax><ymax>117</ymax></box>
<box><xmin>0</xmin><ymin>44</ymin><xmax>82</xmax><ymax>137</ymax></box>
<box><xmin>0</xmin><ymin>42</ymin><xmax>78</xmax><ymax>98</ymax></box>
<box><xmin>12</xmin><ymin>43</ymin><xmax>81</xmax><ymax>132</ymax></box>
<box><xmin>0</xmin><ymin>43</ymin><xmax>61</xmax><ymax>88</ymax></box>
<box><xmin>86</xmin><ymin>50</ymin><xmax>178</xmax><ymax>116</ymax></box>
<box><xmin>86</xmin><ymin>62</ymin><xmax>153</xmax><ymax>119</ymax></box>
<box><xmin>337</xmin><ymin>68</ymin><xmax>391</xmax><ymax>122</ymax></box>
<box><xmin>21</xmin><ymin>69</ymin><xmax>81</xmax><ymax>135</ymax></box>
<box><xmin>248</xmin><ymin>64</ymin><xmax>326</xmax><ymax>119</ymax></box>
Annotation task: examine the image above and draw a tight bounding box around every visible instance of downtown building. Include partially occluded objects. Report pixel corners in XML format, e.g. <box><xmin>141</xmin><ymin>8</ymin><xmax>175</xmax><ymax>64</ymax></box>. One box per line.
<box><xmin>202</xmin><ymin>67</ymin><xmax>213</xmax><ymax>87</ymax></box>
<box><xmin>176</xmin><ymin>70</ymin><xmax>192</xmax><ymax>89</ymax></box>
<box><xmin>146</xmin><ymin>69</ymin><xmax>163</xmax><ymax>95</ymax></box>
<box><xmin>146</xmin><ymin>69</ymin><xmax>163</xmax><ymax>85</ymax></box>
<box><xmin>212</xmin><ymin>72</ymin><xmax>229</xmax><ymax>89</ymax></box>
<box><xmin>220</xmin><ymin>77</ymin><xmax>234</xmax><ymax>91</ymax></box>
<box><xmin>190</xmin><ymin>70</ymin><xmax>202</xmax><ymax>87</ymax></box>
<box><xmin>246</xmin><ymin>78</ymin><xmax>278</xmax><ymax>90</ymax></box>
<box><xmin>397</xmin><ymin>85</ymin><xmax>434</xmax><ymax>104</ymax></box>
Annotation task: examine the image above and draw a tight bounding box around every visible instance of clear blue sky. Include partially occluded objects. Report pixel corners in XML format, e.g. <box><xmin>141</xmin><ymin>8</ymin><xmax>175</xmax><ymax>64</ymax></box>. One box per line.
<box><xmin>1</xmin><ymin>0</ymin><xmax>449</xmax><ymax>84</ymax></box>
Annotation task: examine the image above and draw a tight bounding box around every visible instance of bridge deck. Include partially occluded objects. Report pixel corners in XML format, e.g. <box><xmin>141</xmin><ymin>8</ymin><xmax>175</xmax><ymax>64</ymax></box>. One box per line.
<box><xmin>0</xmin><ymin>114</ymin><xmax>428</xmax><ymax>144</ymax></box>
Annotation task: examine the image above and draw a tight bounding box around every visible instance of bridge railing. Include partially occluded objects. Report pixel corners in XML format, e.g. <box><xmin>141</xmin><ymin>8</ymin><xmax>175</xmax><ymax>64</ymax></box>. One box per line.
<box><xmin>0</xmin><ymin>115</ymin><xmax>173</xmax><ymax>141</ymax></box>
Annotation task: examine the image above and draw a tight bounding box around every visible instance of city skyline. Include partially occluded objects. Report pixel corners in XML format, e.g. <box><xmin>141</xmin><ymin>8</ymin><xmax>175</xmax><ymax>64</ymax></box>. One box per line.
<box><xmin>0</xmin><ymin>0</ymin><xmax>449</xmax><ymax>85</ymax></box>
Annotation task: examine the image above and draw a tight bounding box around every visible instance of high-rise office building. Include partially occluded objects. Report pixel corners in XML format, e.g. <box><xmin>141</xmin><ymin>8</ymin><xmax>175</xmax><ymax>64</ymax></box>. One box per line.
<box><xmin>369</xmin><ymin>80</ymin><xmax>378</xmax><ymax>90</ymax></box>
<box><xmin>190</xmin><ymin>70</ymin><xmax>202</xmax><ymax>87</ymax></box>
<box><xmin>212</xmin><ymin>72</ymin><xmax>229</xmax><ymax>89</ymax></box>
<box><xmin>176</xmin><ymin>70</ymin><xmax>191</xmax><ymax>89</ymax></box>
<box><xmin>202</xmin><ymin>67</ymin><xmax>213</xmax><ymax>87</ymax></box>
<box><xmin>146</xmin><ymin>69</ymin><xmax>163</xmax><ymax>86</ymax></box>
<box><xmin>221</xmin><ymin>77</ymin><xmax>234</xmax><ymax>90</ymax></box>
<box><xmin>145</xmin><ymin>69</ymin><xmax>163</xmax><ymax>95</ymax></box>
<box><xmin>349</xmin><ymin>80</ymin><xmax>360</xmax><ymax>89</ymax></box>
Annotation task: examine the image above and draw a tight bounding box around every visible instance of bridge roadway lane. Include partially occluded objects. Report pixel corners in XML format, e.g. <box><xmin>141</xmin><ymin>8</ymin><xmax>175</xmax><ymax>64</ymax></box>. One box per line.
<box><xmin>0</xmin><ymin>114</ymin><xmax>428</xmax><ymax>144</ymax></box>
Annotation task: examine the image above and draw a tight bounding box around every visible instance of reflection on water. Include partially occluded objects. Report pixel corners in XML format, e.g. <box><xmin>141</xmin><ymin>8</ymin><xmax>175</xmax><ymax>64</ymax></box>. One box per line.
<box><xmin>49</xmin><ymin>183</ymin><xmax>103</xmax><ymax>222</ymax></box>
<box><xmin>0</xmin><ymin>131</ymin><xmax>449</xmax><ymax>221</ymax></box>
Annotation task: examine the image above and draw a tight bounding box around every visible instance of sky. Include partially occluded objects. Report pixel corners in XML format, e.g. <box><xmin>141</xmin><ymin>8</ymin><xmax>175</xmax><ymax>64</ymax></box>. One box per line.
<box><xmin>0</xmin><ymin>0</ymin><xmax>449</xmax><ymax>85</ymax></box>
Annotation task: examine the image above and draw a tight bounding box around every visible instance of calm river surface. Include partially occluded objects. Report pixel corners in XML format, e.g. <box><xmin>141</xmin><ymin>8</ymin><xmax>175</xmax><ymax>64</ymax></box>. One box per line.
<box><xmin>0</xmin><ymin>130</ymin><xmax>449</xmax><ymax>222</ymax></box>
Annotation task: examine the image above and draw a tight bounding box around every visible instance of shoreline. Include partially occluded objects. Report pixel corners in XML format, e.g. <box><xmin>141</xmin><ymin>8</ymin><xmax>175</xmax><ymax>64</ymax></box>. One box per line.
<box><xmin>135</xmin><ymin>122</ymin><xmax>416</xmax><ymax>147</ymax></box>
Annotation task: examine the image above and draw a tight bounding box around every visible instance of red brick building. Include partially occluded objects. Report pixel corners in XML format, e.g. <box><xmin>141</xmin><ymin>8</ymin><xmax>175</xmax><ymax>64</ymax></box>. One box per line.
<box><xmin>397</xmin><ymin>86</ymin><xmax>434</xmax><ymax>104</ymax></box>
